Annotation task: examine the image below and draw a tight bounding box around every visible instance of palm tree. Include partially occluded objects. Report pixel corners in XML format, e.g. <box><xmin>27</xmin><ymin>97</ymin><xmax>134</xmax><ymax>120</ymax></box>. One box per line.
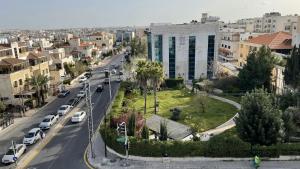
<box><xmin>149</xmin><ymin>62</ymin><xmax>164</xmax><ymax>114</ymax></box>
<box><xmin>27</xmin><ymin>74</ymin><xmax>49</xmax><ymax>107</ymax></box>
<box><xmin>136</xmin><ymin>61</ymin><xmax>150</xmax><ymax>115</ymax></box>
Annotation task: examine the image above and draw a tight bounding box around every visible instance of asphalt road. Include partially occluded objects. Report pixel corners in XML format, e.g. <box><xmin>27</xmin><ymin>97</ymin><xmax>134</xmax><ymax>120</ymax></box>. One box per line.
<box><xmin>26</xmin><ymin>55</ymin><xmax>123</xmax><ymax>169</ymax></box>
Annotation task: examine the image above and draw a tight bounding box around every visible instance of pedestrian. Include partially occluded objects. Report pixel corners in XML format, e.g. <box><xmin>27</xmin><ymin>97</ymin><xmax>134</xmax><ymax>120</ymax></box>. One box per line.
<box><xmin>40</xmin><ymin>131</ymin><xmax>45</xmax><ymax>139</ymax></box>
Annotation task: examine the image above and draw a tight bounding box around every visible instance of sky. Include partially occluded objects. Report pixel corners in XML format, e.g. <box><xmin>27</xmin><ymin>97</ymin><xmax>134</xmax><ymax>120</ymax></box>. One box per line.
<box><xmin>0</xmin><ymin>0</ymin><xmax>300</xmax><ymax>29</ymax></box>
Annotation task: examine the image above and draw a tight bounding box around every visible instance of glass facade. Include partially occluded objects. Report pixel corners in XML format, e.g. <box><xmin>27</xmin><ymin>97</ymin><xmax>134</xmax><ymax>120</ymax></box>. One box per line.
<box><xmin>188</xmin><ymin>36</ymin><xmax>196</xmax><ymax>80</ymax></box>
<box><xmin>154</xmin><ymin>35</ymin><xmax>163</xmax><ymax>62</ymax></box>
<box><xmin>207</xmin><ymin>35</ymin><xmax>215</xmax><ymax>79</ymax></box>
<box><xmin>169</xmin><ymin>37</ymin><xmax>176</xmax><ymax>78</ymax></box>
<box><xmin>147</xmin><ymin>32</ymin><xmax>152</xmax><ymax>60</ymax></box>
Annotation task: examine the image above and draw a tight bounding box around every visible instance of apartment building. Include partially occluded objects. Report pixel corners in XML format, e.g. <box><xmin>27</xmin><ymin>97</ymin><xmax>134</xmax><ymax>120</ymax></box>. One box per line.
<box><xmin>0</xmin><ymin>52</ymin><xmax>50</xmax><ymax>105</ymax></box>
<box><xmin>235</xmin><ymin>12</ymin><xmax>299</xmax><ymax>33</ymax></box>
<box><xmin>147</xmin><ymin>22</ymin><xmax>219</xmax><ymax>80</ymax></box>
<box><xmin>88</xmin><ymin>32</ymin><xmax>114</xmax><ymax>51</ymax></box>
<box><xmin>238</xmin><ymin>31</ymin><xmax>292</xmax><ymax>67</ymax></box>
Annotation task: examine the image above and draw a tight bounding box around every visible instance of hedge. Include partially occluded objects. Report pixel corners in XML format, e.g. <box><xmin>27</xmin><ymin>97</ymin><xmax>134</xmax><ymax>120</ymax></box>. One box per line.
<box><xmin>101</xmin><ymin>127</ymin><xmax>300</xmax><ymax>158</ymax></box>
<box><xmin>164</xmin><ymin>78</ymin><xmax>184</xmax><ymax>89</ymax></box>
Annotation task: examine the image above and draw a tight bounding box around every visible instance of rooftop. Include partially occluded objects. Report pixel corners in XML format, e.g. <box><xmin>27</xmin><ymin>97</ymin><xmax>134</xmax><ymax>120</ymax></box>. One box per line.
<box><xmin>0</xmin><ymin>58</ymin><xmax>27</xmax><ymax>66</ymax></box>
<box><xmin>246</xmin><ymin>31</ymin><xmax>292</xmax><ymax>50</ymax></box>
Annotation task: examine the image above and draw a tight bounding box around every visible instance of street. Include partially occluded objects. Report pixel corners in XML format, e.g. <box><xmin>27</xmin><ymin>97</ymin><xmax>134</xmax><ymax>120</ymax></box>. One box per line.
<box><xmin>0</xmin><ymin>54</ymin><xmax>123</xmax><ymax>169</ymax></box>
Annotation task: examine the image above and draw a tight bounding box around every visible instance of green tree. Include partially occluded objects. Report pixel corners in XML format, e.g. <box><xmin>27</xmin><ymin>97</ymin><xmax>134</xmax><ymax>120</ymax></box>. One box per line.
<box><xmin>284</xmin><ymin>46</ymin><xmax>300</xmax><ymax>89</ymax></box>
<box><xmin>141</xmin><ymin>125</ymin><xmax>149</xmax><ymax>140</ymax></box>
<box><xmin>282</xmin><ymin>108</ymin><xmax>297</xmax><ymax>142</ymax></box>
<box><xmin>136</xmin><ymin>61</ymin><xmax>151</xmax><ymax>114</ymax></box>
<box><xmin>27</xmin><ymin>74</ymin><xmax>49</xmax><ymax>107</ymax></box>
<box><xmin>159</xmin><ymin>121</ymin><xmax>168</xmax><ymax>141</ymax></box>
<box><xmin>149</xmin><ymin>62</ymin><xmax>164</xmax><ymax>114</ymax></box>
<box><xmin>235</xmin><ymin>88</ymin><xmax>284</xmax><ymax>147</ymax></box>
<box><xmin>127</xmin><ymin>113</ymin><xmax>136</xmax><ymax>136</ymax></box>
<box><xmin>238</xmin><ymin>46</ymin><xmax>275</xmax><ymax>92</ymax></box>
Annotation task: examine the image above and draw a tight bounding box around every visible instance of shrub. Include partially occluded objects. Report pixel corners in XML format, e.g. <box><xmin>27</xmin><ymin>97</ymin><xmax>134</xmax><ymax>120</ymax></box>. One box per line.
<box><xmin>165</xmin><ymin>78</ymin><xmax>184</xmax><ymax>89</ymax></box>
<box><xmin>141</xmin><ymin>126</ymin><xmax>149</xmax><ymax>140</ymax></box>
<box><xmin>63</xmin><ymin>79</ymin><xmax>71</xmax><ymax>85</ymax></box>
<box><xmin>160</xmin><ymin>121</ymin><xmax>168</xmax><ymax>141</ymax></box>
<box><xmin>127</xmin><ymin>113</ymin><xmax>136</xmax><ymax>136</ymax></box>
<box><xmin>170</xmin><ymin>108</ymin><xmax>181</xmax><ymax>121</ymax></box>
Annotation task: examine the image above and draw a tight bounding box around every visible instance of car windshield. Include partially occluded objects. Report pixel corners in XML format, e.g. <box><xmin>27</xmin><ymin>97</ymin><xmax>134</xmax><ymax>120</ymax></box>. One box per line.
<box><xmin>43</xmin><ymin>118</ymin><xmax>50</xmax><ymax>122</ymax></box>
<box><xmin>6</xmin><ymin>149</ymin><xmax>15</xmax><ymax>155</ymax></box>
<box><xmin>59</xmin><ymin>106</ymin><xmax>67</xmax><ymax>110</ymax></box>
<box><xmin>25</xmin><ymin>132</ymin><xmax>35</xmax><ymax>138</ymax></box>
<box><xmin>74</xmin><ymin>114</ymin><xmax>80</xmax><ymax>117</ymax></box>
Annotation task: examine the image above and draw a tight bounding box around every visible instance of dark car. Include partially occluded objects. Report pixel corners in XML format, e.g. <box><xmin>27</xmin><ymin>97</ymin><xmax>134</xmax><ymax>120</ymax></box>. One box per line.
<box><xmin>96</xmin><ymin>85</ymin><xmax>103</xmax><ymax>92</ymax></box>
<box><xmin>104</xmin><ymin>78</ymin><xmax>110</xmax><ymax>85</ymax></box>
<box><xmin>58</xmin><ymin>90</ymin><xmax>70</xmax><ymax>98</ymax></box>
<box><xmin>84</xmin><ymin>72</ymin><xmax>92</xmax><ymax>79</ymax></box>
<box><xmin>67</xmin><ymin>98</ymin><xmax>79</xmax><ymax>106</ymax></box>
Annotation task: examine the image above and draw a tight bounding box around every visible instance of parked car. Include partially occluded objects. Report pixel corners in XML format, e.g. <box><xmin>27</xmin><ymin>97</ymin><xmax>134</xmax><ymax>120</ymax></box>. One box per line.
<box><xmin>80</xmin><ymin>83</ymin><xmax>89</xmax><ymax>89</ymax></box>
<box><xmin>2</xmin><ymin>144</ymin><xmax>26</xmax><ymax>164</ymax></box>
<box><xmin>23</xmin><ymin>128</ymin><xmax>45</xmax><ymax>145</ymax></box>
<box><xmin>58</xmin><ymin>90</ymin><xmax>70</xmax><ymax>98</ymax></box>
<box><xmin>71</xmin><ymin>111</ymin><xmax>86</xmax><ymax>123</ymax></box>
<box><xmin>50</xmin><ymin>112</ymin><xmax>60</xmax><ymax>121</ymax></box>
<box><xmin>57</xmin><ymin>105</ymin><xmax>72</xmax><ymax>116</ymax></box>
<box><xmin>84</xmin><ymin>72</ymin><xmax>92</xmax><ymax>79</ymax></box>
<box><xmin>39</xmin><ymin>115</ymin><xmax>57</xmax><ymax>130</ymax></box>
<box><xmin>77</xmin><ymin>90</ymin><xmax>86</xmax><ymax>98</ymax></box>
<box><xmin>79</xmin><ymin>76</ymin><xmax>87</xmax><ymax>83</ymax></box>
<box><xmin>96</xmin><ymin>85</ymin><xmax>103</xmax><ymax>92</ymax></box>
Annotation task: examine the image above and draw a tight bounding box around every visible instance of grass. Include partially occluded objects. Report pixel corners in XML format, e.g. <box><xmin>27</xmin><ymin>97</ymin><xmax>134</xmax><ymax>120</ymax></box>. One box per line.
<box><xmin>129</xmin><ymin>89</ymin><xmax>238</xmax><ymax>132</ymax></box>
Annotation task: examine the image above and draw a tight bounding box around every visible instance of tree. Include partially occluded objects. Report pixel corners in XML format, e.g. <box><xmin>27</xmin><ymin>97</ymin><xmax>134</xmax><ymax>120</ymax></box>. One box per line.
<box><xmin>238</xmin><ymin>46</ymin><xmax>275</xmax><ymax>92</ymax></box>
<box><xmin>149</xmin><ymin>62</ymin><xmax>164</xmax><ymax>114</ymax></box>
<box><xmin>136</xmin><ymin>61</ymin><xmax>151</xmax><ymax>114</ymax></box>
<box><xmin>284</xmin><ymin>46</ymin><xmax>300</xmax><ymax>89</ymax></box>
<box><xmin>282</xmin><ymin>108</ymin><xmax>297</xmax><ymax>142</ymax></box>
<box><xmin>127</xmin><ymin>113</ymin><xmax>136</xmax><ymax>136</ymax></box>
<box><xmin>27</xmin><ymin>74</ymin><xmax>49</xmax><ymax>107</ymax></box>
<box><xmin>235</xmin><ymin>88</ymin><xmax>284</xmax><ymax>147</ymax></box>
<box><xmin>279</xmin><ymin>91</ymin><xmax>297</xmax><ymax>111</ymax></box>
<box><xmin>159</xmin><ymin>121</ymin><xmax>168</xmax><ymax>141</ymax></box>
<box><xmin>192</xmin><ymin>95</ymin><xmax>207</xmax><ymax>113</ymax></box>
<box><xmin>141</xmin><ymin>125</ymin><xmax>149</xmax><ymax>140</ymax></box>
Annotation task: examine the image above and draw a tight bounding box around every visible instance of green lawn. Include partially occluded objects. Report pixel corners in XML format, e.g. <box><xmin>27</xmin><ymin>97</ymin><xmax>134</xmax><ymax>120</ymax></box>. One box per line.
<box><xmin>131</xmin><ymin>90</ymin><xmax>238</xmax><ymax>132</ymax></box>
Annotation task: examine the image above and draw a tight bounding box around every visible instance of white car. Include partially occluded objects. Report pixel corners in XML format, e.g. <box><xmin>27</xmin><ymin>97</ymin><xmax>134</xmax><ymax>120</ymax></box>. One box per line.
<box><xmin>23</xmin><ymin>128</ymin><xmax>45</xmax><ymax>145</ymax></box>
<box><xmin>57</xmin><ymin>105</ymin><xmax>72</xmax><ymax>116</ymax></box>
<box><xmin>77</xmin><ymin>90</ymin><xmax>86</xmax><ymax>98</ymax></box>
<box><xmin>79</xmin><ymin>76</ymin><xmax>87</xmax><ymax>83</ymax></box>
<box><xmin>71</xmin><ymin>111</ymin><xmax>86</xmax><ymax>123</ymax></box>
<box><xmin>39</xmin><ymin>115</ymin><xmax>57</xmax><ymax>130</ymax></box>
<box><xmin>2</xmin><ymin>144</ymin><xmax>26</xmax><ymax>164</ymax></box>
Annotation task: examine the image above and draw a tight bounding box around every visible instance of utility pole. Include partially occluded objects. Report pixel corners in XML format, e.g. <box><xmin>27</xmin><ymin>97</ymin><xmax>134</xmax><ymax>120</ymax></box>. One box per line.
<box><xmin>85</xmin><ymin>81</ymin><xmax>95</xmax><ymax>158</ymax></box>
<box><xmin>104</xmin><ymin>69</ymin><xmax>111</xmax><ymax>158</ymax></box>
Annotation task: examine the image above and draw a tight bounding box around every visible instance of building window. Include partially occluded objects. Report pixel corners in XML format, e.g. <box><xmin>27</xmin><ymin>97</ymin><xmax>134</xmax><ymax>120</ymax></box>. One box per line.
<box><xmin>154</xmin><ymin>35</ymin><xmax>163</xmax><ymax>62</ymax></box>
<box><xmin>169</xmin><ymin>37</ymin><xmax>176</xmax><ymax>78</ymax></box>
<box><xmin>221</xmin><ymin>44</ymin><xmax>224</xmax><ymax>47</ymax></box>
<box><xmin>188</xmin><ymin>36</ymin><xmax>196</xmax><ymax>80</ymax></box>
<box><xmin>207</xmin><ymin>35</ymin><xmax>215</xmax><ymax>79</ymax></box>
<box><xmin>228</xmin><ymin>46</ymin><xmax>231</xmax><ymax>49</ymax></box>
<box><xmin>19</xmin><ymin>79</ymin><xmax>23</xmax><ymax>85</ymax></box>
<box><xmin>42</xmin><ymin>70</ymin><xmax>45</xmax><ymax>75</ymax></box>
<box><xmin>225</xmin><ymin>45</ymin><xmax>227</xmax><ymax>48</ymax></box>
<box><xmin>240</xmin><ymin>54</ymin><xmax>243</xmax><ymax>58</ymax></box>
<box><xmin>147</xmin><ymin>32</ymin><xmax>152</xmax><ymax>60</ymax></box>
<box><xmin>14</xmin><ymin>81</ymin><xmax>18</xmax><ymax>87</ymax></box>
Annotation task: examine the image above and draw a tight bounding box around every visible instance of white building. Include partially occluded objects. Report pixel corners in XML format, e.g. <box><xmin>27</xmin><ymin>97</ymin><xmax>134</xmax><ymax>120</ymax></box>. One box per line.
<box><xmin>147</xmin><ymin>22</ymin><xmax>219</xmax><ymax>81</ymax></box>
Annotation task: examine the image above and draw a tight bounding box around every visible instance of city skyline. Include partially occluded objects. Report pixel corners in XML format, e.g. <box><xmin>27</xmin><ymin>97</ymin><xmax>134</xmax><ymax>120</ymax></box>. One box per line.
<box><xmin>1</xmin><ymin>0</ymin><xmax>300</xmax><ymax>29</ymax></box>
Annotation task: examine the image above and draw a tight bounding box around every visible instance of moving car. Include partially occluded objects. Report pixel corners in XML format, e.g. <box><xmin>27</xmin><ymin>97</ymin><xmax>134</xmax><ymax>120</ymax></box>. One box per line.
<box><xmin>71</xmin><ymin>111</ymin><xmax>86</xmax><ymax>123</ymax></box>
<box><xmin>23</xmin><ymin>128</ymin><xmax>45</xmax><ymax>145</ymax></box>
<box><xmin>2</xmin><ymin>144</ymin><xmax>26</xmax><ymax>164</ymax></box>
<box><xmin>79</xmin><ymin>76</ymin><xmax>87</xmax><ymax>83</ymax></box>
<box><xmin>77</xmin><ymin>90</ymin><xmax>86</xmax><ymax>98</ymax></box>
<box><xmin>39</xmin><ymin>115</ymin><xmax>57</xmax><ymax>129</ymax></box>
<box><xmin>57</xmin><ymin>105</ymin><xmax>72</xmax><ymax>116</ymax></box>
<box><xmin>111</xmin><ymin>69</ymin><xmax>117</xmax><ymax>75</ymax></box>
<box><xmin>96</xmin><ymin>85</ymin><xmax>103</xmax><ymax>92</ymax></box>
<box><xmin>58</xmin><ymin>90</ymin><xmax>70</xmax><ymax>98</ymax></box>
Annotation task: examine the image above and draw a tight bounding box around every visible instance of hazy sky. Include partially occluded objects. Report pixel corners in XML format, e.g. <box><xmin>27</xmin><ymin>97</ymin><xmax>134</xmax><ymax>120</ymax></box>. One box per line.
<box><xmin>1</xmin><ymin>0</ymin><xmax>300</xmax><ymax>29</ymax></box>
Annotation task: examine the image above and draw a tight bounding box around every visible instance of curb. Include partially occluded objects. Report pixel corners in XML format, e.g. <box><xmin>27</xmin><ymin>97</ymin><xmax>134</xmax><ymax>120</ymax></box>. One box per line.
<box><xmin>15</xmin><ymin>101</ymin><xmax>86</xmax><ymax>169</ymax></box>
<box><xmin>84</xmin><ymin>145</ymin><xmax>95</xmax><ymax>169</ymax></box>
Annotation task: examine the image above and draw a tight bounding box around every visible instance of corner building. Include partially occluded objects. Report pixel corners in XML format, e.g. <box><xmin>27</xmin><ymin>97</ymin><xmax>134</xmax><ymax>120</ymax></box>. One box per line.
<box><xmin>147</xmin><ymin>23</ymin><xmax>219</xmax><ymax>81</ymax></box>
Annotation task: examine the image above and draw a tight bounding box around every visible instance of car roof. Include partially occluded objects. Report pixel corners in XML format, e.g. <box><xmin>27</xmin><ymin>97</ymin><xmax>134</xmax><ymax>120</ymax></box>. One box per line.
<box><xmin>44</xmin><ymin>115</ymin><xmax>54</xmax><ymax>119</ymax></box>
<box><xmin>61</xmin><ymin>105</ymin><xmax>69</xmax><ymax>107</ymax></box>
<box><xmin>74</xmin><ymin>111</ymin><xmax>85</xmax><ymax>115</ymax></box>
<box><xmin>28</xmin><ymin>128</ymin><xmax>40</xmax><ymax>133</ymax></box>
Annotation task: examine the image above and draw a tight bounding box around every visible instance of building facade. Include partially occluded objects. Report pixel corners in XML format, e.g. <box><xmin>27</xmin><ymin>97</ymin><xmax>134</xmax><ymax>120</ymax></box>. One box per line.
<box><xmin>148</xmin><ymin>23</ymin><xmax>219</xmax><ymax>81</ymax></box>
